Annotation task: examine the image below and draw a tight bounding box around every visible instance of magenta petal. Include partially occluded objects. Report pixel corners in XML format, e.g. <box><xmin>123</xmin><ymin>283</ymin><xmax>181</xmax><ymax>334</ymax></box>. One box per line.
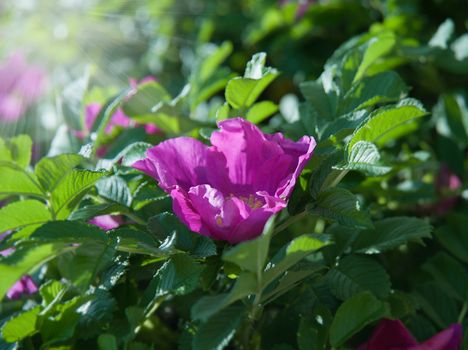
<box><xmin>230</xmin><ymin>194</ymin><xmax>286</xmax><ymax>243</ymax></box>
<box><xmin>133</xmin><ymin>137</ymin><xmax>228</xmax><ymax>192</ymax></box>
<box><xmin>171</xmin><ymin>186</ymin><xmax>206</xmax><ymax>236</ymax></box>
<box><xmin>187</xmin><ymin>185</ymin><xmax>230</xmax><ymax>241</ymax></box>
<box><xmin>85</xmin><ymin>103</ymin><xmax>102</xmax><ymax>132</ymax></box>
<box><xmin>211</xmin><ymin>118</ymin><xmax>315</xmax><ymax>198</ymax></box>
<box><xmin>109</xmin><ymin>108</ymin><xmax>132</xmax><ymax>131</ymax></box>
<box><xmin>144</xmin><ymin>123</ymin><xmax>161</xmax><ymax>135</ymax></box>
<box><xmin>89</xmin><ymin>215</ymin><xmax>122</xmax><ymax>231</ymax></box>
<box><xmin>7</xmin><ymin>276</ymin><xmax>38</xmax><ymax>300</ymax></box>
<box><xmin>358</xmin><ymin>319</ymin><xmax>418</xmax><ymax>350</ymax></box>
<box><xmin>267</xmin><ymin>133</ymin><xmax>316</xmax><ymax>198</ymax></box>
<box><xmin>410</xmin><ymin>324</ymin><xmax>463</xmax><ymax>350</ymax></box>
<box><xmin>210</xmin><ymin>118</ymin><xmax>284</xmax><ymax>190</ymax></box>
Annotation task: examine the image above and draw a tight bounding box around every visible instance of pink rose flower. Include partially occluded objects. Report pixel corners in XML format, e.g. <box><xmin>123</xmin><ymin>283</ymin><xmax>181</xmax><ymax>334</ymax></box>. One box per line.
<box><xmin>133</xmin><ymin>118</ymin><xmax>315</xmax><ymax>243</ymax></box>
<box><xmin>359</xmin><ymin>319</ymin><xmax>462</xmax><ymax>350</ymax></box>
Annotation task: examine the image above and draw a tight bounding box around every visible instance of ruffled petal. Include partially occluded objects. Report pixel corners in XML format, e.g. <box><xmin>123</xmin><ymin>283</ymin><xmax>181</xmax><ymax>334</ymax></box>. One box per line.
<box><xmin>411</xmin><ymin>324</ymin><xmax>462</xmax><ymax>350</ymax></box>
<box><xmin>358</xmin><ymin>319</ymin><xmax>417</xmax><ymax>350</ymax></box>
<box><xmin>171</xmin><ymin>186</ymin><xmax>210</xmax><ymax>238</ymax></box>
<box><xmin>133</xmin><ymin>137</ymin><xmax>229</xmax><ymax>192</ymax></box>
<box><xmin>229</xmin><ymin>192</ymin><xmax>286</xmax><ymax>243</ymax></box>
<box><xmin>211</xmin><ymin>118</ymin><xmax>315</xmax><ymax>198</ymax></box>
<box><xmin>210</xmin><ymin>118</ymin><xmax>284</xmax><ymax>192</ymax></box>
<box><xmin>133</xmin><ymin>137</ymin><xmax>210</xmax><ymax>191</ymax></box>
<box><xmin>267</xmin><ymin>133</ymin><xmax>316</xmax><ymax>198</ymax></box>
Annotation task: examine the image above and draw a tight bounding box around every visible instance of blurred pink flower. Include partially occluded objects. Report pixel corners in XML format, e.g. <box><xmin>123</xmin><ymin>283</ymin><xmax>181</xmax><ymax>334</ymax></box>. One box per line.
<box><xmin>89</xmin><ymin>215</ymin><xmax>122</xmax><ymax>231</ymax></box>
<box><xmin>78</xmin><ymin>76</ymin><xmax>160</xmax><ymax>138</ymax></box>
<box><xmin>133</xmin><ymin>118</ymin><xmax>315</xmax><ymax>243</ymax></box>
<box><xmin>6</xmin><ymin>276</ymin><xmax>38</xmax><ymax>300</ymax></box>
<box><xmin>358</xmin><ymin>319</ymin><xmax>462</xmax><ymax>350</ymax></box>
<box><xmin>279</xmin><ymin>0</ymin><xmax>315</xmax><ymax>20</ymax></box>
<box><xmin>433</xmin><ymin>164</ymin><xmax>462</xmax><ymax>215</ymax></box>
<box><xmin>0</xmin><ymin>53</ymin><xmax>46</xmax><ymax>122</ymax></box>
<box><xmin>1</xmin><ymin>230</ymin><xmax>38</xmax><ymax>299</ymax></box>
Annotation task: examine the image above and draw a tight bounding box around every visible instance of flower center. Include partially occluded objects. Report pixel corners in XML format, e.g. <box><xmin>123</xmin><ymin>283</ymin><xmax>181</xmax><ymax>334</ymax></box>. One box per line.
<box><xmin>215</xmin><ymin>194</ymin><xmax>264</xmax><ymax>227</ymax></box>
<box><xmin>239</xmin><ymin>194</ymin><xmax>263</xmax><ymax>209</ymax></box>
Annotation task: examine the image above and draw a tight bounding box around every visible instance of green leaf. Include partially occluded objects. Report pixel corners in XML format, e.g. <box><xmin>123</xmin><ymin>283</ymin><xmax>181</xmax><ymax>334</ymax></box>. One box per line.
<box><xmin>122</xmin><ymin>81</ymin><xmax>170</xmax><ymax>117</ymax></box>
<box><xmin>109</xmin><ymin>228</ymin><xmax>163</xmax><ymax>256</ymax></box>
<box><xmin>297</xmin><ymin>305</ymin><xmax>332</xmax><ymax>350</ymax></box>
<box><xmin>96</xmin><ymin>175</ymin><xmax>132</xmax><ymax>207</ymax></box>
<box><xmin>40</xmin><ymin>280</ymin><xmax>66</xmax><ymax>306</ymax></box>
<box><xmin>222</xmin><ymin>216</ymin><xmax>275</xmax><ymax>274</ymax></box>
<box><xmin>434</xmin><ymin>93</ymin><xmax>468</xmax><ymax>146</ymax></box>
<box><xmin>299</xmin><ymin>81</ymin><xmax>332</xmax><ymax>120</ymax></box>
<box><xmin>263</xmin><ymin>234</ymin><xmax>328</xmax><ymax>287</ymax></box>
<box><xmin>76</xmin><ymin>290</ymin><xmax>117</xmax><ymax>339</ymax></box>
<box><xmin>336</xmin><ymin>141</ymin><xmax>391</xmax><ymax>176</ymax></box>
<box><xmin>1</xmin><ymin>306</ymin><xmax>41</xmax><ymax>343</ymax></box>
<box><xmin>244</xmin><ymin>52</ymin><xmax>276</xmax><ymax>79</ymax></box>
<box><xmin>119</xmin><ymin>142</ymin><xmax>152</xmax><ymax>167</ymax></box>
<box><xmin>429</xmin><ymin>19</ymin><xmax>454</xmax><ymax>49</ymax></box>
<box><xmin>312</xmin><ymin>187</ymin><xmax>373</xmax><ymax>229</ymax></box>
<box><xmin>436</xmin><ymin>216</ymin><xmax>468</xmax><ymax>264</ymax></box>
<box><xmin>5</xmin><ymin>135</ymin><xmax>33</xmax><ymax>168</ymax></box>
<box><xmin>0</xmin><ymin>165</ymin><xmax>44</xmax><ymax>197</ymax></box>
<box><xmin>58</xmin><ymin>240</ymin><xmax>116</xmax><ymax>290</ymax></box>
<box><xmin>354</xmin><ymin>32</ymin><xmax>396</xmax><ymax>82</ymax></box>
<box><xmin>352</xmin><ymin>217</ymin><xmax>432</xmax><ymax>254</ymax></box>
<box><xmin>422</xmin><ymin>252</ymin><xmax>468</xmax><ymax>302</ymax></box>
<box><xmin>0</xmin><ymin>244</ymin><xmax>67</xmax><ymax>300</ymax></box>
<box><xmin>414</xmin><ymin>282</ymin><xmax>459</xmax><ymax>328</ymax></box>
<box><xmin>246</xmin><ymin>101</ymin><xmax>278</xmax><ymax>124</ymax></box>
<box><xmin>329</xmin><ymin>292</ymin><xmax>388</xmax><ymax>347</ymax></box>
<box><xmin>262</xmin><ymin>268</ymin><xmax>321</xmax><ymax>305</ymax></box>
<box><xmin>98</xmin><ymin>334</ymin><xmax>118</xmax><ymax>350</ymax></box>
<box><xmin>225</xmin><ymin>53</ymin><xmax>278</xmax><ymax>109</ymax></box>
<box><xmin>225</xmin><ymin>77</ymin><xmax>276</xmax><ymax>110</ymax></box>
<box><xmin>191</xmin><ymin>272</ymin><xmax>256</xmax><ymax>322</ymax></box>
<box><xmin>34</xmin><ymin>154</ymin><xmax>83</xmax><ymax>192</ymax></box>
<box><xmin>0</xmin><ymin>200</ymin><xmax>51</xmax><ymax>232</ymax></box>
<box><xmin>31</xmin><ymin>220</ymin><xmax>107</xmax><ymax>243</ymax></box>
<box><xmin>40</xmin><ymin>295</ymin><xmax>91</xmax><ymax>346</ymax></box>
<box><xmin>192</xmin><ymin>305</ymin><xmax>244</xmax><ymax>350</ymax></box>
<box><xmin>50</xmin><ymin>169</ymin><xmax>107</xmax><ymax>219</ymax></box>
<box><xmin>145</xmin><ymin>254</ymin><xmax>203</xmax><ymax>300</ymax></box>
<box><xmin>348</xmin><ymin>99</ymin><xmax>427</xmax><ymax>152</ymax></box>
<box><xmin>148</xmin><ymin>213</ymin><xmax>216</xmax><ymax>258</ymax></box>
<box><xmin>327</xmin><ymin>255</ymin><xmax>391</xmax><ymax>300</ymax></box>
<box><xmin>341</xmin><ymin>71</ymin><xmax>407</xmax><ymax>114</ymax></box>
<box><xmin>216</xmin><ymin>102</ymin><xmax>230</xmax><ymax>120</ymax></box>
<box><xmin>197</xmin><ymin>41</ymin><xmax>233</xmax><ymax>83</ymax></box>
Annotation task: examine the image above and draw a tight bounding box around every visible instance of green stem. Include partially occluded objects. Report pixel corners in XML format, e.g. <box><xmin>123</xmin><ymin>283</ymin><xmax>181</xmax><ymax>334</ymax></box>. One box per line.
<box><xmin>458</xmin><ymin>301</ymin><xmax>468</xmax><ymax>323</ymax></box>
<box><xmin>329</xmin><ymin>169</ymin><xmax>349</xmax><ymax>188</ymax></box>
<box><xmin>124</xmin><ymin>212</ymin><xmax>147</xmax><ymax>226</ymax></box>
<box><xmin>273</xmin><ymin>210</ymin><xmax>308</xmax><ymax>236</ymax></box>
<box><xmin>135</xmin><ymin>296</ymin><xmax>165</xmax><ymax>335</ymax></box>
